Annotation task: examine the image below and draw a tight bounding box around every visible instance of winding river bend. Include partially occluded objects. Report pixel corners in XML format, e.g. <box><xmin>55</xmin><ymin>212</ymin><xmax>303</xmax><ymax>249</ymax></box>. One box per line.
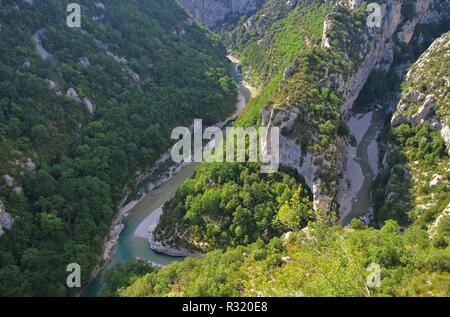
<box><xmin>341</xmin><ymin>105</ymin><xmax>388</xmax><ymax>226</ymax></box>
<box><xmin>85</xmin><ymin>57</ymin><xmax>255</xmax><ymax>296</ymax></box>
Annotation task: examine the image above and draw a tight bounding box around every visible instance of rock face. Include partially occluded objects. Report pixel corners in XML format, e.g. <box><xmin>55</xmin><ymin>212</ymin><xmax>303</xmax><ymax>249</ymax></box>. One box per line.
<box><xmin>391</xmin><ymin>32</ymin><xmax>450</xmax><ymax>154</ymax></box>
<box><xmin>411</xmin><ymin>95</ymin><xmax>436</xmax><ymax>124</ymax></box>
<box><xmin>66</xmin><ymin>88</ymin><xmax>81</xmax><ymax>102</ymax></box>
<box><xmin>83</xmin><ymin>98</ymin><xmax>95</xmax><ymax>114</ymax></box>
<box><xmin>66</xmin><ymin>88</ymin><xmax>96</xmax><ymax>114</ymax></box>
<box><xmin>377</xmin><ymin>30</ymin><xmax>450</xmax><ymax>225</ymax></box>
<box><xmin>3</xmin><ymin>175</ymin><xmax>15</xmax><ymax>187</ymax></box>
<box><xmin>442</xmin><ymin>126</ymin><xmax>450</xmax><ymax>156</ymax></box>
<box><xmin>32</xmin><ymin>28</ymin><xmax>51</xmax><ymax>60</ymax></box>
<box><xmin>178</xmin><ymin>0</ymin><xmax>265</xmax><ymax>27</ymax></box>
<box><xmin>429</xmin><ymin>203</ymin><xmax>450</xmax><ymax>237</ymax></box>
<box><xmin>0</xmin><ymin>200</ymin><xmax>15</xmax><ymax>236</ymax></box>
<box><xmin>103</xmin><ymin>223</ymin><xmax>124</xmax><ymax>261</ymax></box>
<box><xmin>148</xmin><ymin>234</ymin><xmax>199</xmax><ymax>257</ymax></box>
<box><xmin>46</xmin><ymin>79</ymin><xmax>62</xmax><ymax>96</ymax></box>
<box><xmin>79</xmin><ymin>57</ymin><xmax>90</xmax><ymax>67</ymax></box>
<box><xmin>261</xmin><ymin>0</ymin><xmax>450</xmax><ymax>215</ymax></box>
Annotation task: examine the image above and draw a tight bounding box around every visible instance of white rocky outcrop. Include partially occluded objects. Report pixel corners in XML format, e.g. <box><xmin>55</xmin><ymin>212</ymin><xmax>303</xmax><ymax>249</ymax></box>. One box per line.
<box><xmin>66</xmin><ymin>88</ymin><xmax>96</xmax><ymax>114</ymax></box>
<box><xmin>8</xmin><ymin>158</ymin><xmax>36</xmax><ymax>173</ymax></box>
<box><xmin>261</xmin><ymin>105</ymin><xmax>335</xmax><ymax>212</ymax></box>
<box><xmin>411</xmin><ymin>95</ymin><xmax>436</xmax><ymax>124</ymax></box>
<box><xmin>0</xmin><ymin>200</ymin><xmax>15</xmax><ymax>237</ymax></box>
<box><xmin>3</xmin><ymin>175</ymin><xmax>15</xmax><ymax>188</ymax></box>
<box><xmin>149</xmin><ymin>234</ymin><xmax>200</xmax><ymax>257</ymax></box>
<box><xmin>429</xmin><ymin>174</ymin><xmax>443</xmax><ymax>186</ymax></box>
<box><xmin>32</xmin><ymin>28</ymin><xmax>52</xmax><ymax>60</ymax></box>
<box><xmin>441</xmin><ymin>125</ymin><xmax>450</xmax><ymax>156</ymax></box>
<box><xmin>103</xmin><ymin>223</ymin><xmax>124</xmax><ymax>261</ymax></box>
<box><xmin>321</xmin><ymin>20</ymin><xmax>333</xmax><ymax>49</ymax></box>
<box><xmin>272</xmin><ymin>1</ymin><xmax>407</xmax><ymax>213</ymax></box>
<box><xmin>429</xmin><ymin>203</ymin><xmax>450</xmax><ymax>238</ymax></box>
<box><xmin>79</xmin><ymin>57</ymin><xmax>90</xmax><ymax>67</ymax></box>
<box><xmin>46</xmin><ymin>79</ymin><xmax>62</xmax><ymax>96</ymax></box>
<box><xmin>338</xmin><ymin>1</ymin><xmax>403</xmax><ymax>118</ymax></box>
<box><xmin>25</xmin><ymin>158</ymin><xmax>36</xmax><ymax>172</ymax></box>
<box><xmin>66</xmin><ymin>88</ymin><xmax>81</xmax><ymax>102</ymax></box>
<box><xmin>3</xmin><ymin>174</ymin><xmax>23</xmax><ymax>194</ymax></box>
<box><xmin>83</xmin><ymin>98</ymin><xmax>95</xmax><ymax>114</ymax></box>
<box><xmin>391</xmin><ymin>32</ymin><xmax>450</xmax><ymax>154</ymax></box>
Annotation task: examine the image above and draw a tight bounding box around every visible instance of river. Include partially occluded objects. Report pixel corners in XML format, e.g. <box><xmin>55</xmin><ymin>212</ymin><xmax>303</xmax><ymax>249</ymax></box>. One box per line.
<box><xmin>85</xmin><ymin>57</ymin><xmax>255</xmax><ymax>296</ymax></box>
<box><xmin>340</xmin><ymin>105</ymin><xmax>388</xmax><ymax>226</ymax></box>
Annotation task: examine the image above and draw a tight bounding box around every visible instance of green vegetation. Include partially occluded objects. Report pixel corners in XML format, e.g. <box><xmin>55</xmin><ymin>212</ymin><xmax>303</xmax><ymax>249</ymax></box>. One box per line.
<box><xmin>228</xmin><ymin>1</ymin><xmax>331</xmax><ymax>86</ymax></box>
<box><xmin>155</xmin><ymin>163</ymin><xmax>313</xmax><ymax>252</ymax></box>
<box><xmin>0</xmin><ymin>0</ymin><xmax>236</xmax><ymax>296</ymax></box>
<box><xmin>353</xmin><ymin>69</ymin><xmax>402</xmax><ymax>113</ymax></box>
<box><xmin>98</xmin><ymin>260</ymin><xmax>155</xmax><ymax>297</ymax></box>
<box><xmin>230</xmin><ymin>1</ymin><xmax>331</xmax><ymax>128</ymax></box>
<box><xmin>122</xmin><ymin>220</ymin><xmax>449</xmax><ymax>297</ymax></box>
<box><xmin>372</xmin><ymin>32</ymin><xmax>450</xmax><ymax>227</ymax></box>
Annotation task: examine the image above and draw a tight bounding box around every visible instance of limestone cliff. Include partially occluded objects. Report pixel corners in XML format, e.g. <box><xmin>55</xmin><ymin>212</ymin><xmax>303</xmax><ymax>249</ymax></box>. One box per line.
<box><xmin>261</xmin><ymin>0</ymin><xmax>449</xmax><ymax>216</ymax></box>
<box><xmin>178</xmin><ymin>0</ymin><xmax>265</xmax><ymax>27</ymax></box>
<box><xmin>378</xmin><ymin>31</ymin><xmax>450</xmax><ymax>226</ymax></box>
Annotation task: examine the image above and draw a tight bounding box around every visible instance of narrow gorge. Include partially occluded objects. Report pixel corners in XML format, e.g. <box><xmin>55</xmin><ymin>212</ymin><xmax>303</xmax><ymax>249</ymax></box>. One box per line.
<box><xmin>0</xmin><ymin>0</ymin><xmax>448</xmax><ymax>298</ymax></box>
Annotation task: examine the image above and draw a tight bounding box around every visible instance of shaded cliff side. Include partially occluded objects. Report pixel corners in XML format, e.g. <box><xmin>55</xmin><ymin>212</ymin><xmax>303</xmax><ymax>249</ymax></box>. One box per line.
<box><xmin>178</xmin><ymin>0</ymin><xmax>265</xmax><ymax>27</ymax></box>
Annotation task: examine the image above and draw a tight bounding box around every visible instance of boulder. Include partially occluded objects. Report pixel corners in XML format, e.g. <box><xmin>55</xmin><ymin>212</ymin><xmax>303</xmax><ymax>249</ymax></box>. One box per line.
<box><xmin>79</xmin><ymin>57</ymin><xmax>90</xmax><ymax>67</ymax></box>
<box><xmin>25</xmin><ymin>158</ymin><xmax>36</xmax><ymax>172</ymax></box>
<box><xmin>66</xmin><ymin>88</ymin><xmax>81</xmax><ymax>102</ymax></box>
<box><xmin>411</xmin><ymin>94</ymin><xmax>436</xmax><ymax>124</ymax></box>
<box><xmin>3</xmin><ymin>175</ymin><xmax>15</xmax><ymax>187</ymax></box>
<box><xmin>46</xmin><ymin>79</ymin><xmax>62</xmax><ymax>96</ymax></box>
<box><xmin>83</xmin><ymin>98</ymin><xmax>95</xmax><ymax>114</ymax></box>
<box><xmin>404</xmin><ymin>90</ymin><xmax>424</xmax><ymax>102</ymax></box>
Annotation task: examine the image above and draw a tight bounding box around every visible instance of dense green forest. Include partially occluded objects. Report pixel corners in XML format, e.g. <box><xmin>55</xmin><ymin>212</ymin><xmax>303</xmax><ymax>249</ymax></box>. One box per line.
<box><xmin>0</xmin><ymin>0</ymin><xmax>236</xmax><ymax>296</ymax></box>
<box><xmin>98</xmin><ymin>259</ymin><xmax>155</xmax><ymax>297</ymax></box>
<box><xmin>155</xmin><ymin>163</ymin><xmax>314</xmax><ymax>252</ymax></box>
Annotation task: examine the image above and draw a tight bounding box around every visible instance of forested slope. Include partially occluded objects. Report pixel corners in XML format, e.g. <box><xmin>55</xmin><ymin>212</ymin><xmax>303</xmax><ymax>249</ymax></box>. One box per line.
<box><xmin>123</xmin><ymin>219</ymin><xmax>449</xmax><ymax>297</ymax></box>
<box><xmin>0</xmin><ymin>0</ymin><xmax>236</xmax><ymax>296</ymax></box>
